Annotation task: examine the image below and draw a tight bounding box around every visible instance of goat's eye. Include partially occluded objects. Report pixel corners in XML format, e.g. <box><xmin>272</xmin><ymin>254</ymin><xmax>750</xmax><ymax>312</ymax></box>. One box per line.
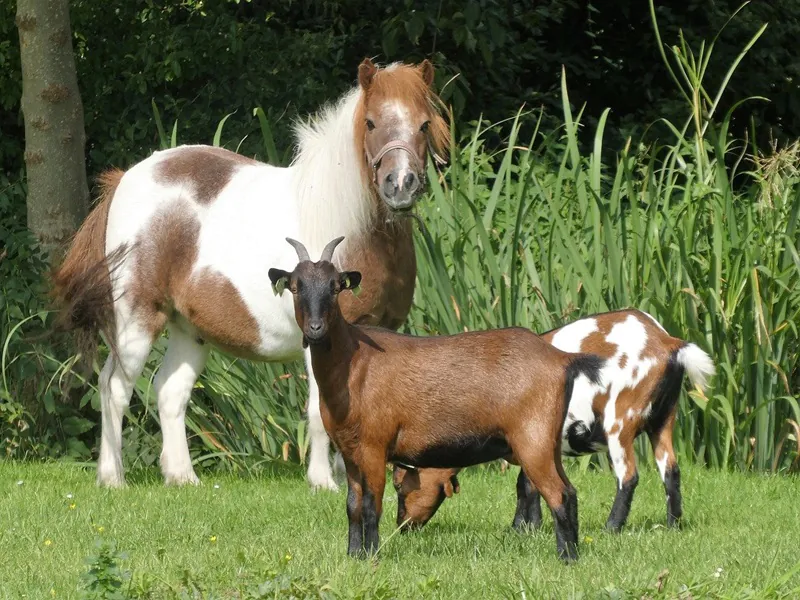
<box><xmin>365</xmin><ymin>118</ymin><xmax>375</xmax><ymax>131</ymax></box>
<box><xmin>420</xmin><ymin>121</ymin><xmax>430</xmax><ymax>133</ymax></box>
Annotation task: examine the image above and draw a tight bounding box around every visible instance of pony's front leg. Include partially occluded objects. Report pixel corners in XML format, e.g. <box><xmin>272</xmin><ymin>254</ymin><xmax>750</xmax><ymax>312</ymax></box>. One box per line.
<box><xmin>305</xmin><ymin>348</ymin><xmax>338</xmax><ymax>491</ymax></box>
<box><xmin>156</xmin><ymin>326</ymin><xmax>208</xmax><ymax>486</ymax></box>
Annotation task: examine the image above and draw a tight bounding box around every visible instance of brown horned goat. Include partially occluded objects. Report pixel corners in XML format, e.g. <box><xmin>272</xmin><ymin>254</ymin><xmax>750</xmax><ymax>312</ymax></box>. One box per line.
<box><xmin>268</xmin><ymin>236</ymin><xmax>606</xmax><ymax>562</ymax></box>
<box><xmin>393</xmin><ymin>309</ymin><xmax>715</xmax><ymax>533</ymax></box>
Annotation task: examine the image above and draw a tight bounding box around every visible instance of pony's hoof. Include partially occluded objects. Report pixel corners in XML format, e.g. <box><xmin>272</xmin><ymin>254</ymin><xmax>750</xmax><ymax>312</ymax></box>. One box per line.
<box><xmin>96</xmin><ymin>464</ymin><xmax>126</xmax><ymax>488</ymax></box>
<box><xmin>307</xmin><ymin>465</ymin><xmax>339</xmax><ymax>492</ymax></box>
<box><xmin>163</xmin><ymin>471</ymin><xmax>201</xmax><ymax>486</ymax></box>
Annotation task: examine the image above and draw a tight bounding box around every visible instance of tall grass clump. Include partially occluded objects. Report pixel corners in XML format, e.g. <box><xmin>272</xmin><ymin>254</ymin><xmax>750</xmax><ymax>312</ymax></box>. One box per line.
<box><xmin>409</xmin><ymin>3</ymin><xmax>799</xmax><ymax>472</ymax></box>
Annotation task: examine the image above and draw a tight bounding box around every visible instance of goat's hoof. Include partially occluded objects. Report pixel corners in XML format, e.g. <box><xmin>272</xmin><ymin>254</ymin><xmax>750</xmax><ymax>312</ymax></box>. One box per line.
<box><xmin>604</xmin><ymin>523</ymin><xmax>623</xmax><ymax>534</ymax></box>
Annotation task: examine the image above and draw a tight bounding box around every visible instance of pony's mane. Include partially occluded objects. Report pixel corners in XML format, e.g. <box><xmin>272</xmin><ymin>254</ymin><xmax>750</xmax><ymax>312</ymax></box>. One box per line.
<box><xmin>292</xmin><ymin>62</ymin><xmax>449</xmax><ymax>262</ymax></box>
<box><xmin>292</xmin><ymin>87</ymin><xmax>372</xmax><ymax>261</ymax></box>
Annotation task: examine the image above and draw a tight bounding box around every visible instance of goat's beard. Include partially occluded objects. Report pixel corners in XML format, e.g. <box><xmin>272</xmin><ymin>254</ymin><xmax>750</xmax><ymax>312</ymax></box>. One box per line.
<box><xmin>303</xmin><ymin>335</ymin><xmax>332</xmax><ymax>351</ymax></box>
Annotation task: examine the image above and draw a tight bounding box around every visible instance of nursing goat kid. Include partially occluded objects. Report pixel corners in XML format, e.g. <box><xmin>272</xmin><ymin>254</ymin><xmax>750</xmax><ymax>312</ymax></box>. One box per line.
<box><xmin>393</xmin><ymin>310</ymin><xmax>715</xmax><ymax>533</ymax></box>
<box><xmin>268</xmin><ymin>236</ymin><xmax>606</xmax><ymax>562</ymax></box>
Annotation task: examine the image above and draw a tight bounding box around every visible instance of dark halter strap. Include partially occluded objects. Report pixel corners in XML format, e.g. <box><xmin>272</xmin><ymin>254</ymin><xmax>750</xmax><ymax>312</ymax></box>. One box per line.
<box><xmin>364</xmin><ymin>139</ymin><xmax>424</xmax><ymax>185</ymax></box>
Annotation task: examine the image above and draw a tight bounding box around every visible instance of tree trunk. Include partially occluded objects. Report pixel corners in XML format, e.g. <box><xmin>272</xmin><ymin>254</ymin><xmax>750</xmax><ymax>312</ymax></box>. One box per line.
<box><xmin>17</xmin><ymin>0</ymin><xmax>88</xmax><ymax>258</ymax></box>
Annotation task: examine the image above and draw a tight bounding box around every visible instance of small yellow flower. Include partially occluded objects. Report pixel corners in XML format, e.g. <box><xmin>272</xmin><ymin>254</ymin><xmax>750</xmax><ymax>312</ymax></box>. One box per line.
<box><xmin>44</xmin><ymin>539</ymin><xmax>52</xmax><ymax>547</ymax></box>
<box><xmin>69</xmin><ymin>503</ymin><xmax>76</xmax><ymax>510</ymax></box>
<box><xmin>583</xmin><ymin>535</ymin><xmax>594</xmax><ymax>544</ymax></box>
<box><xmin>50</xmin><ymin>589</ymin><xmax>55</xmax><ymax>597</ymax></box>
<box><xmin>284</xmin><ymin>553</ymin><xmax>292</xmax><ymax>561</ymax></box>
<box><xmin>209</xmin><ymin>535</ymin><xmax>217</xmax><ymax>543</ymax></box>
<box><xmin>96</xmin><ymin>526</ymin><xmax>105</xmax><ymax>533</ymax></box>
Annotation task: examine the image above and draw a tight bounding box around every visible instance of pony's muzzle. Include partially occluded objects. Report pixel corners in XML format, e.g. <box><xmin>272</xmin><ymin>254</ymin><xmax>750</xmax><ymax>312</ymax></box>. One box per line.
<box><xmin>382</xmin><ymin>167</ymin><xmax>419</xmax><ymax>211</ymax></box>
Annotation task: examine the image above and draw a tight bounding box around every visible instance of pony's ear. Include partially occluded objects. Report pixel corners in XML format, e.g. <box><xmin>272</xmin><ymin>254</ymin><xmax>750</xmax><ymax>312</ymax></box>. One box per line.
<box><xmin>268</xmin><ymin>268</ymin><xmax>291</xmax><ymax>296</ymax></box>
<box><xmin>358</xmin><ymin>58</ymin><xmax>377</xmax><ymax>90</ymax></box>
<box><xmin>420</xmin><ymin>59</ymin><xmax>435</xmax><ymax>87</ymax></box>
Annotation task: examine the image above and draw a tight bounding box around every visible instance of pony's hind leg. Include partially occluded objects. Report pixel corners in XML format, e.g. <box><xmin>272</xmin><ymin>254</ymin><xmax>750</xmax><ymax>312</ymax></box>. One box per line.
<box><xmin>97</xmin><ymin>316</ymin><xmax>158</xmax><ymax>488</ymax></box>
<box><xmin>305</xmin><ymin>348</ymin><xmax>338</xmax><ymax>491</ymax></box>
<box><xmin>155</xmin><ymin>325</ymin><xmax>209</xmax><ymax>486</ymax></box>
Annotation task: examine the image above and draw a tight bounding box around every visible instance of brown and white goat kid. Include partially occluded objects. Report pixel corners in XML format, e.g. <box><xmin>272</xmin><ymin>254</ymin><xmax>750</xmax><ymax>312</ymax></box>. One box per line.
<box><xmin>393</xmin><ymin>309</ymin><xmax>715</xmax><ymax>533</ymax></box>
<box><xmin>269</xmin><ymin>236</ymin><xmax>606</xmax><ymax>562</ymax></box>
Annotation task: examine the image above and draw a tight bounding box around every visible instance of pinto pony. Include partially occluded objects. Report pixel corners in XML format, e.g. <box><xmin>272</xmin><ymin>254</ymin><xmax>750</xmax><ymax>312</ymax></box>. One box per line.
<box><xmin>52</xmin><ymin>59</ymin><xmax>448</xmax><ymax>489</ymax></box>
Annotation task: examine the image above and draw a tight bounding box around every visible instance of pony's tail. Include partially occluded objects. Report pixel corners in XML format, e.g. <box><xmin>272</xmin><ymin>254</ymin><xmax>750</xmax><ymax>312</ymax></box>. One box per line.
<box><xmin>51</xmin><ymin>168</ymin><xmax>126</xmax><ymax>366</ymax></box>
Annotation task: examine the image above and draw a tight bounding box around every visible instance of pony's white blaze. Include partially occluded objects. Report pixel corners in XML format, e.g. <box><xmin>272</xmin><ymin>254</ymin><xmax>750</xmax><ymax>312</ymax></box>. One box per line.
<box><xmin>382</xmin><ymin>100</ymin><xmax>414</xmax><ymax>175</ymax></box>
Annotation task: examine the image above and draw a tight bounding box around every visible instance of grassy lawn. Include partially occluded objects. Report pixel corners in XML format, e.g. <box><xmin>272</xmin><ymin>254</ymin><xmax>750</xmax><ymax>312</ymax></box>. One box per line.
<box><xmin>1</xmin><ymin>461</ymin><xmax>799</xmax><ymax>599</ymax></box>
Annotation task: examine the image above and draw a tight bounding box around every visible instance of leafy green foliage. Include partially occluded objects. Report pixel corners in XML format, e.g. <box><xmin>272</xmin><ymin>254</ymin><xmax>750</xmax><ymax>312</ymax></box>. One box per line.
<box><xmin>79</xmin><ymin>539</ymin><xmax>131</xmax><ymax>600</ymax></box>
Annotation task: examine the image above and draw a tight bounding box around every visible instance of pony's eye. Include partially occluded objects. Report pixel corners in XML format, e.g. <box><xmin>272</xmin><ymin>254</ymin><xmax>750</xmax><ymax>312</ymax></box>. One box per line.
<box><xmin>420</xmin><ymin>121</ymin><xmax>430</xmax><ymax>133</ymax></box>
<box><xmin>366</xmin><ymin>119</ymin><xmax>375</xmax><ymax>131</ymax></box>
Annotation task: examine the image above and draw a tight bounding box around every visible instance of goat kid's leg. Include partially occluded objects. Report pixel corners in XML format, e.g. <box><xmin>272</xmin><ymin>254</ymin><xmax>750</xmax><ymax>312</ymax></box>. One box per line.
<box><xmin>97</xmin><ymin>317</ymin><xmax>158</xmax><ymax>488</ymax></box>
<box><xmin>606</xmin><ymin>427</ymin><xmax>639</xmax><ymax>532</ymax></box>
<box><xmin>649</xmin><ymin>413</ymin><xmax>682</xmax><ymax>527</ymax></box>
<box><xmin>512</xmin><ymin>469</ymin><xmax>543</xmax><ymax>531</ymax></box>
<box><xmin>518</xmin><ymin>447</ymin><xmax>579</xmax><ymax>563</ymax></box>
<box><xmin>305</xmin><ymin>349</ymin><xmax>338</xmax><ymax>492</ymax></box>
<box><xmin>156</xmin><ymin>326</ymin><xmax>209</xmax><ymax>486</ymax></box>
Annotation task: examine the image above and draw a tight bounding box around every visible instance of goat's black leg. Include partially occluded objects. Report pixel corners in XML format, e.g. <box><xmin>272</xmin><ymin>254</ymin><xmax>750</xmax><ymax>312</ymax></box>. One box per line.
<box><xmin>345</xmin><ymin>470</ymin><xmax>364</xmax><ymax>557</ymax></box>
<box><xmin>361</xmin><ymin>452</ymin><xmax>386</xmax><ymax>557</ymax></box>
<box><xmin>512</xmin><ymin>469</ymin><xmax>543</xmax><ymax>530</ymax></box>
<box><xmin>605</xmin><ymin>433</ymin><xmax>639</xmax><ymax>532</ymax></box>
<box><xmin>518</xmin><ymin>452</ymin><xmax>579</xmax><ymax>563</ymax></box>
<box><xmin>649</xmin><ymin>413</ymin><xmax>683</xmax><ymax>528</ymax></box>
<box><xmin>664</xmin><ymin>464</ymin><xmax>682</xmax><ymax>527</ymax></box>
<box><xmin>605</xmin><ymin>472</ymin><xmax>639</xmax><ymax>532</ymax></box>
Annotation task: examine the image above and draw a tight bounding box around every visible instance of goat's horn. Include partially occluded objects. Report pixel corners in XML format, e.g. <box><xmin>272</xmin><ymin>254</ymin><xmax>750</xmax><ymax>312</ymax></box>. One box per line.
<box><xmin>320</xmin><ymin>236</ymin><xmax>345</xmax><ymax>263</ymax></box>
<box><xmin>285</xmin><ymin>237</ymin><xmax>311</xmax><ymax>262</ymax></box>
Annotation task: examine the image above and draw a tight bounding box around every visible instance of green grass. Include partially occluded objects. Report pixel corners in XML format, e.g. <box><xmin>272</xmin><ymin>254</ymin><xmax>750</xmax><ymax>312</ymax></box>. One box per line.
<box><xmin>2</xmin><ymin>462</ymin><xmax>799</xmax><ymax>599</ymax></box>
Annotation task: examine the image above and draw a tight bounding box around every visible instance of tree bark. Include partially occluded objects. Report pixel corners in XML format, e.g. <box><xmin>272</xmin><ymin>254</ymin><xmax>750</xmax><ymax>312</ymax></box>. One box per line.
<box><xmin>17</xmin><ymin>0</ymin><xmax>89</xmax><ymax>257</ymax></box>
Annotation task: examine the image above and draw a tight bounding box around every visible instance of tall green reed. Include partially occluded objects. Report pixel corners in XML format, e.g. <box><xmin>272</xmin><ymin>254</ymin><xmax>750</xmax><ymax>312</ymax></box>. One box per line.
<box><xmin>409</xmin><ymin>9</ymin><xmax>799</xmax><ymax>471</ymax></box>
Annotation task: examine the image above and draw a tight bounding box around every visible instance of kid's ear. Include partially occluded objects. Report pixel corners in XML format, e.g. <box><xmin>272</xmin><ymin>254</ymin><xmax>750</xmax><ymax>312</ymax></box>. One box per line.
<box><xmin>450</xmin><ymin>474</ymin><xmax>461</xmax><ymax>494</ymax></box>
<box><xmin>268</xmin><ymin>268</ymin><xmax>291</xmax><ymax>296</ymax></box>
<box><xmin>340</xmin><ymin>271</ymin><xmax>362</xmax><ymax>292</ymax></box>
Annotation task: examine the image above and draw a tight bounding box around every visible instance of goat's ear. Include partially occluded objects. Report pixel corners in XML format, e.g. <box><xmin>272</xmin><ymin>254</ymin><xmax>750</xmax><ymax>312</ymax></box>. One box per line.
<box><xmin>358</xmin><ymin>58</ymin><xmax>377</xmax><ymax>90</ymax></box>
<box><xmin>340</xmin><ymin>271</ymin><xmax>362</xmax><ymax>296</ymax></box>
<box><xmin>450</xmin><ymin>474</ymin><xmax>461</xmax><ymax>494</ymax></box>
<box><xmin>268</xmin><ymin>268</ymin><xmax>291</xmax><ymax>296</ymax></box>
